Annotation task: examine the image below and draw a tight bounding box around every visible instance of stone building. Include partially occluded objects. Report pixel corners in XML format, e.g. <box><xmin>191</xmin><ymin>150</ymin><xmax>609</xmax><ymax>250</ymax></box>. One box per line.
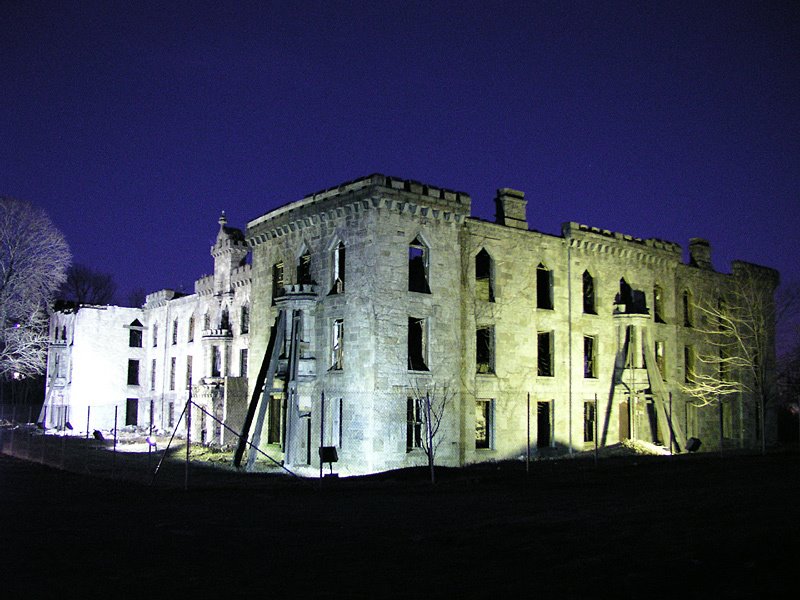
<box><xmin>42</xmin><ymin>214</ymin><xmax>251</xmax><ymax>443</ymax></box>
<box><xmin>43</xmin><ymin>174</ymin><xmax>778</xmax><ymax>475</ymax></box>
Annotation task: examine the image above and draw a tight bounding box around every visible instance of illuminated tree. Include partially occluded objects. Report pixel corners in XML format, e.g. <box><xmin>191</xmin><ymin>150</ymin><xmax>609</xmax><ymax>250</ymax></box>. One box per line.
<box><xmin>0</xmin><ymin>197</ymin><xmax>71</xmax><ymax>380</ymax></box>
<box><xmin>409</xmin><ymin>379</ymin><xmax>454</xmax><ymax>483</ymax></box>
<box><xmin>59</xmin><ymin>263</ymin><xmax>116</xmax><ymax>305</ymax></box>
<box><xmin>681</xmin><ymin>263</ymin><xmax>780</xmax><ymax>453</ymax></box>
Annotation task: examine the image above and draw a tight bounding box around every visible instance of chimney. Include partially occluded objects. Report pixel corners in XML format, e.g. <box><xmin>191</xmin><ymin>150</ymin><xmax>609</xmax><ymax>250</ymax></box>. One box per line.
<box><xmin>688</xmin><ymin>238</ymin><xmax>713</xmax><ymax>270</ymax></box>
<box><xmin>495</xmin><ymin>188</ymin><xmax>527</xmax><ymax>230</ymax></box>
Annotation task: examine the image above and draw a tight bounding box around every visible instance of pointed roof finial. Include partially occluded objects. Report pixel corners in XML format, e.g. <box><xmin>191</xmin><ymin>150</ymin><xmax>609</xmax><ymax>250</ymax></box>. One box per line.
<box><xmin>219</xmin><ymin>211</ymin><xmax>227</xmax><ymax>228</ymax></box>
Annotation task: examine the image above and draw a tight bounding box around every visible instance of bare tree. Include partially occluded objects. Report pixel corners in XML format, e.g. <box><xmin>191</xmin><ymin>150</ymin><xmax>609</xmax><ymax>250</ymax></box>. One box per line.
<box><xmin>681</xmin><ymin>263</ymin><xmax>780</xmax><ymax>454</ymax></box>
<box><xmin>59</xmin><ymin>263</ymin><xmax>116</xmax><ymax>305</ymax></box>
<box><xmin>409</xmin><ymin>379</ymin><xmax>454</xmax><ymax>483</ymax></box>
<box><xmin>0</xmin><ymin>197</ymin><xmax>71</xmax><ymax>379</ymax></box>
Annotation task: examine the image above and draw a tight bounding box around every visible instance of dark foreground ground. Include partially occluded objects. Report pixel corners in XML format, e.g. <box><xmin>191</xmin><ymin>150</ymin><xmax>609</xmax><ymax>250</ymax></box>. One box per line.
<box><xmin>1</xmin><ymin>450</ymin><xmax>799</xmax><ymax>598</ymax></box>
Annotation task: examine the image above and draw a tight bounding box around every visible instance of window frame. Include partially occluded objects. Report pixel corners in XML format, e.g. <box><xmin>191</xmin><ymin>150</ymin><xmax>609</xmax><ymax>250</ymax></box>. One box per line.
<box><xmin>476</xmin><ymin>325</ymin><xmax>495</xmax><ymax>374</ymax></box>
<box><xmin>408</xmin><ymin>236</ymin><xmax>431</xmax><ymax>294</ymax></box>
<box><xmin>475</xmin><ymin>399</ymin><xmax>494</xmax><ymax>450</ymax></box>
<box><xmin>407</xmin><ymin>317</ymin><xmax>429</xmax><ymax>371</ymax></box>
<box><xmin>331</xmin><ymin>318</ymin><xmax>344</xmax><ymax>371</ymax></box>
<box><xmin>537</xmin><ymin>331</ymin><xmax>554</xmax><ymax>377</ymax></box>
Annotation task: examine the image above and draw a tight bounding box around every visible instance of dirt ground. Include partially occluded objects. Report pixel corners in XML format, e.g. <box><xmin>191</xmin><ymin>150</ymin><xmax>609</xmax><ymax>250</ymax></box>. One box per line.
<box><xmin>1</xmin><ymin>447</ymin><xmax>799</xmax><ymax>598</ymax></box>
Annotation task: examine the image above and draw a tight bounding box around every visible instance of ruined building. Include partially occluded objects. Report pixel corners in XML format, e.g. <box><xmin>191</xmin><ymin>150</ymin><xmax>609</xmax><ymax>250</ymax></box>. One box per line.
<box><xmin>43</xmin><ymin>175</ymin><xmax>779</xmax><ymax>474</ymax></box>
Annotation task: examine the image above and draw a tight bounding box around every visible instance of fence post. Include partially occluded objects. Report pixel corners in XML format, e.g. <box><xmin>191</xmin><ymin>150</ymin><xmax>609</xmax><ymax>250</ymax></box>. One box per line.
<box><xmin>113</xmin><ymin>406</ymin><xmax>118</xmax><ymax>478</ymax></box>
<box><xmin>85</xmin><ymin>406</ymin><xmax>91</xmax><ymax>472</ymax></box>
<box><xmin>26</xmin><ymin>406</ymin><xmax>32</xmax><ymax>459</ymax></box>
<box><xmin>40</xmin><ymin>406</ymin><xmax>47</xmax><ymax>464</ymax></box>
<box><xmin>185</xmin><ymin>396</ymin><xmax>191</xmax><ymax>491</ymax></box>
<box><xmin>526</xmin><ymin>392</ymin><xmax>531</xmax><ymax>476</ymax></box>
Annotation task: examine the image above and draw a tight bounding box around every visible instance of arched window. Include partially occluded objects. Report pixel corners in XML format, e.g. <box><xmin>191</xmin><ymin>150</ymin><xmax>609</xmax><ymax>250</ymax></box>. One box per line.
<box><xmin>220</xmin><ymin>307</ymin><xmax>230</xmax><ymax>330</ymax></box>
<box><xmin>536</xmin><ymin>263</ymin><xmax>553</xmax><ymax>309</ymax></box>
<box><xmin>408</xmin><ymin>236</ymin><xmax>430</xmax><ymax>293</ymax></box>
<box><xmin>188</xmin><ymin>316</ymin><xmax>195</xmax><ymax>342</ymax></box>
<box><xmin>475</xmin><ymin>248</ymin><xmax>495</xmax><ymax>302</ymax></box>
<box><xmin>152</xmin><ymin>323</ymin><xmax>158</xmax><ymax>347</ymax></box>
<box><xmin>331</xmin><ymin>241</ymin><xmax>345</xmax><ymax>294</ymax></box>
<box><xmin>128</xmin><ymin>320</ymin><xmax>143</xmax><ymax>348</ymax></box>
<box><xmin>582</xmin><ymin>271</ymin><xmax>595</xmax><ymax>314</ymax></box>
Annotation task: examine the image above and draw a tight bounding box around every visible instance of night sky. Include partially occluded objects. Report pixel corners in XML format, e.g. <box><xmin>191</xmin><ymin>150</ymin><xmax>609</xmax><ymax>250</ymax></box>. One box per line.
<box><xmin>2</xmin><ymin>1</ymin><xmax>798</xmax><ymax>305</ymax></box>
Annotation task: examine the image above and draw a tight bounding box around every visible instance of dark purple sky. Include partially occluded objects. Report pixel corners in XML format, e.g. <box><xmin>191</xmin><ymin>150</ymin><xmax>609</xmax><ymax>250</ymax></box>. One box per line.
<box><xmin>2</xmin><ymin>1</ymin><xmax>798</xmax><ymax>304</ymax></box>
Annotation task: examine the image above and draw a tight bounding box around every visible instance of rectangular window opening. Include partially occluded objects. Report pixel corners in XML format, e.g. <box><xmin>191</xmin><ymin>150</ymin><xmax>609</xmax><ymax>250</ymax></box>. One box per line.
<box><xmin>127</xmin><ymin>359</ymin><xmax>140</xmax><ymax>386</ymax></box>
<box><xmin>584</xmin><ymin>401</ymin><xmax>596</xmax><ymax>443</ymax></box>
<box><xmin>406</xmin><ymin>397</ymin><xmax>422</xmax><ymax>451</ymax></box>
<box><xmin>331</xmin><ymin>319</ymin><xmax>344</xmax><ymax>370</ymax></box>
<box><xmin>476</xmin><ymin>326</ymin><xmax>495</xmax><ymax>374</ymax></box>
<box><xmin>583</xmin><ymin>335</ymin><xmax>596</xmax><ymax>378</ymax></box>
<box><xmin>125</xmin><ymin>398</ymin><xmax>138</xmax><ymax>426</ymax></box>
<box><xmin>169</xmin><ymin>357</ymin><xmax>176</xmax><ymax>391</ymax></box>
<box><xmin>536</xmin><ymin>264</ymin><xmax>554</xmax><ymax>310</ymax></box>
<box><xmin>407</xmin><ymin>317</ymin><xmax>429</xmax><ymax>371</ymax></box>
<box><xmin>475</xmin><ymin>399</ymin><xmax>493</xmax><ymax>449</ymax></box>
<box><xmin>537</xmin><ymin>331</ymin><xmax>554</xmax><ymax>377</ymax></box>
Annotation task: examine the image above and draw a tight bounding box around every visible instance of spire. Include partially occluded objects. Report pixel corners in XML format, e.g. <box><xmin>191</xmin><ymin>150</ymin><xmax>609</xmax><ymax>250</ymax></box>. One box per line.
<box><xmin>218</xmin><ymin>210</ymin><xmax>227</xmax><ymax>229</ymax></box>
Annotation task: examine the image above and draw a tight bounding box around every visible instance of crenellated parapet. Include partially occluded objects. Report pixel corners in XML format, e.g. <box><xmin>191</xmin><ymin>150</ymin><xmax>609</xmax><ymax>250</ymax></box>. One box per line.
<box><xmin>247</xmin><ymin>174</ymin><xmax>471</xmax><ymax>245</ymax></box>
<box><xmin>563</xmin><ymin>221</ymin><xmax>683</xmax><ymax>267</ymax></box>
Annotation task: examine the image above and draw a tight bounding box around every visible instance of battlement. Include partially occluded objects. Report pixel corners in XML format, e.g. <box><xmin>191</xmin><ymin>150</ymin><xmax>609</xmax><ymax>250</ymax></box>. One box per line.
<box><xmin>144</xmin><ymin>289</ymin><xmax>183</xmax><ymax>308</ymax></box>
<box><xmin>564</xmin><ymin>222</ymin><xmax>683</xmax><ymax>255</ymax></box>
<box><xmin>247</xmin><ymin>173</ymin><xmax>471</xmax><ymax>232</ymax></box>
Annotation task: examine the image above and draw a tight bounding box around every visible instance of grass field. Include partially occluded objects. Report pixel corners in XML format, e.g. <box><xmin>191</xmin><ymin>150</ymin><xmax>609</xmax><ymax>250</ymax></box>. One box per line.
<box><xmin>1</xmin><ymin>447</ymin><xmax>798</xmax><ymax>598</ymax></box>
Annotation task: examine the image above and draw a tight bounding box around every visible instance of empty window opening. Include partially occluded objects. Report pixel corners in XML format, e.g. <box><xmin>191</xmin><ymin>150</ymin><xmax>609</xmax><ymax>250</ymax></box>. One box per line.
<box><xmin>537</xmin><ymin>401</ymin><xmax>552</xmax><ymax>448</ymax></box>
<box><xmin>240</xmin><ymin>348</ymin><xmax>248</xmax><ymax>378</ymax></box>
<box><xmin>168</xmin><ymin>402</ymin><xmax>175</xmax><ymax>428</ymax></box>
<box><xmin>331</xmin><ymin>242</ymin><xmax>346</xmax><ymax>294</ymax></box>
<box><xmin>150</xmin><ymin>359</ymin><xmax>156</xmax><ymax>391</ymax></box>
<box><xmin>683</xmin><ymin>291</ymin><xmax>693</xmax><ymax>327</ymax></box>
<box><xmin>188</xmin><ymin>316</ymin><xmax>195</xmax><ymax>342</ymax></box>
<box><xmin>203</xmin><ymin>313</ymin><xmax>210</xmax><ymax>330</ymax></box>
<box><xmin>211</xmin><ymin>345</ymin><xmax>221</xmax><ymax>378</ymax></box>
<box><xmin>536</xmin><ymin>264</ymin><xmax>553</xmax><ymax>309</ymax></box>
<box><xmin>297</xmin><ymin>251</ymin><xmax>312</xmax><ymax>285</ymax></box>
<box><xmin>125</xmin><ymin>398</ymin><xmax>138</xmax><ymax>426</ymax></box>
<box><xmin>584</xmin><ymin>401</ymin><xmax>596</xmax><ymax>443</ymax></box>
<box><xmin>172</xmin><ymin>320</ymin><xmax>178</xmax><ymax>345</ymax></box>
<box><xmin>476</xmin><ymin>326</ymin><xmax>495</xmax><ymax>374</ymax></box>
<box><xmin>475</xmin><ymin>399</ymin><xmax>493</xmax><ymax>449</ymax></box>
<box><xmin>408</xmin><ymin>237</ymin><xmax>431</xmax><ymax>294</ymax></box>
<box><xmin>186</xmin><ymin>355</ymin><xmax>193</xmax><ymax>388</ymax></box>
<box><xmin>475</xmin><ymin>248</ymin><xmax>495</xmax><ymax>302</ymax></box>
<box><xmin>655</xmin><ymin>341</ymin><xmax>666</xmax><ymax>379</ymax></box>
<box><xmin>129</xmin><ymin>320</ymin><xmax>143</xmax><ymax>347</ymax></box>
<box><xmin>152</xmin><ymin>323</ymin><xmax>158</xmax><ymax>347</ymax></box>
<box><xmin>407</xmin><ymin>317</ymin><xmax>429</xmax><ymax>371</ymax></box>
<box><xmin>331</xmin><ymin>319</ymin><xmax>344</xmax><ymax>370</ymax></box>
<box><xmin>684</xmin><ymin>345</ymin><xmax>694</xmax><ymax>383</ymax></box>
<box><xmin>169</xmin><ymin>357</ymin><xmax>176</xmax><ymax>391</ymax></box>
<box><xmin>654</xmin><ymin>285</ymin><xmax>665</xmax><ymax>323</ymax></box>
<box><xmin>406</xmin><ymin>397</ymin><xmax>422</xmax><ymax>451</ymax></box>
<box><xmin>582</xmin><ymin>271</ymin><xmax>596</xmax><ymax>314</ymax></box>
<box><xmin>617</xmin><ymin>278</ymin><xmax>647</xmax><ymax>314</ymax></box>
<box><xmin>583</xmin><ymin>335</ymin><xmax>596</xmax><ymax>378</ymax></box>
<box><xmin>240</xmin><ymin>306</ymin><xmax>249</xmax><ymax>334</ymax></box>
<box><xmin>272</xmin><ymin>262</ymin><xmax>284</xmax><ymax>304</ymax></box>
<box><xmin>127</xmin><ymin>359</ymin><xmax>140</xmax><ymax>386</ymax></box>
<box><xmin>537</xmin><ymin>331</ymin><xmax>554</xmax><ymax>377</ymax></box>
<box><xmin>220</xmin><ymin>307</ymin><xmax>230</xmax><ymax>330</ymax></box>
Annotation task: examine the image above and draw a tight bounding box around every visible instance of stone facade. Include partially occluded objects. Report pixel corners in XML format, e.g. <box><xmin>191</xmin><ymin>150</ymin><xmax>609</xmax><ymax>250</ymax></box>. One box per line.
<box><xmin>42</xmin><ymin>214</ymin><xmax>251</xmax><ymax>443</ymax></box>
<box><xmin>43</xmin><ymin>174</ymin><xmax>778</xmax><ymax>475</ymax></box>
